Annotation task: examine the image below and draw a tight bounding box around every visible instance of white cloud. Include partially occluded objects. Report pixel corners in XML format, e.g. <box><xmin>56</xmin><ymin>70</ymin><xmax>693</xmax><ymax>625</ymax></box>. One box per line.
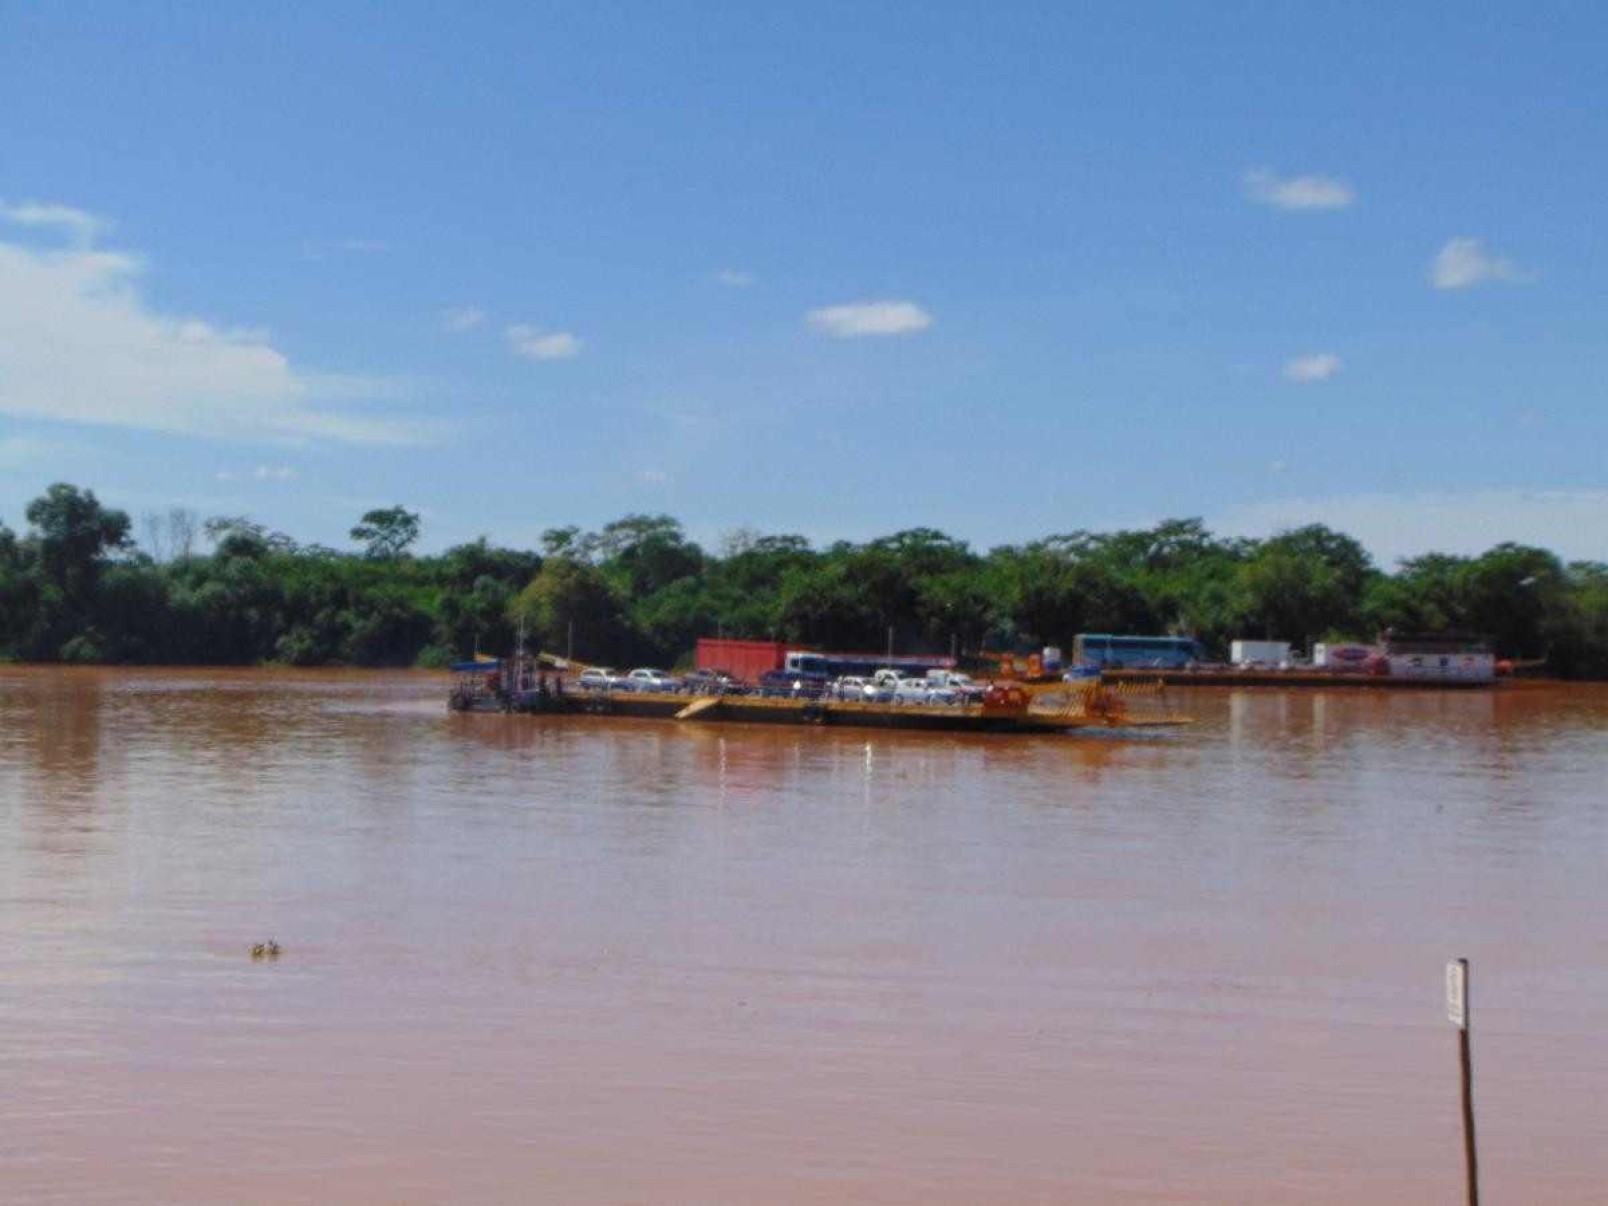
<box><xmin>217</xmin><ymin>464</ymin><xmax>298</xmax><ymax>484</ymax></box>
<box><xmin>333</xmin><ymin>238</ymin><xmax>388</xmax><ymax>254</ymax></box>
<box><xmin>1244</xmin><ymin>169</ymin><xmax>1356</xmax><ymax>211</ymax></box>
<box><xmin>506</xmin><ymin>324</ymin><xmax>582</xmax><ymax>360</ymax></box>
<box><xmin>716</xmin><ymin>269</ymin><xmax>754</xmax><ymax>287</ymax></box>
<box><xmin>1283</xmin><ymin>352</ymin><xmax>1342</xmax><ymax>383</ymax></box>
<box><xmin>805</xmin><ymin>299</ymin><xmax>933</xmax><ymax>338</ymax></box>
<box><xmin>638</xmin><ymin>469</ymin><xmax>671</xmax><ymax>485</ymax></box>
<box><xmin>1431</xmin><ymin>237</ymin><xmax>1530</xmax><ymax>290</ymax></box>
<box><xmin>0</xmin><ymin>210</ymin><xmax>427</xmax><ymax>445</ymax></box>
<box><xmin>441</xmin><ymin>306</ymin><xmax>486</xmax><ymax>333</ymax></box>
<box><xmin>1211</xmin><ymin>489</ymin><xmax>1608</xmax><ymax>566</ymax></box>
<box><xmin>0</xmin><ymin>200</ymin><xmax>106</xmax><ymax>246</ymax></box>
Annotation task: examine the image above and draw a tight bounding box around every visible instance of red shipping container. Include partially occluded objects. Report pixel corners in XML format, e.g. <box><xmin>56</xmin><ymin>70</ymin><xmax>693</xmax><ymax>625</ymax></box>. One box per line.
<box><xmin>695</xmin><ymin>638</ymin><xmax>788</xmax><ymax>684</ymax></box>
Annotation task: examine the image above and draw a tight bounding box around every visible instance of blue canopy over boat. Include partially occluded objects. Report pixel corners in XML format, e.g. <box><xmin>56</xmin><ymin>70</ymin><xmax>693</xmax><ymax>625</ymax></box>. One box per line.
<box><xmin>450</xmin><ymin>659</ymin><xmax>502</xmax><ymax>674</ymax></box>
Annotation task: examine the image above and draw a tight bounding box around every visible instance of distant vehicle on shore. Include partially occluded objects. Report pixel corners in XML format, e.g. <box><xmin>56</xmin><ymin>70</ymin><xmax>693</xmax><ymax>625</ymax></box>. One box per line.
<box><xmin>1230</xmin><ymin>640</ymin><xmax>1292</xmax><ymax>668</ymax></box>
<box><xmin>1073</xmin><ymin>633</ymin><xmax>1201</xmax><ymax>669</ymax></box>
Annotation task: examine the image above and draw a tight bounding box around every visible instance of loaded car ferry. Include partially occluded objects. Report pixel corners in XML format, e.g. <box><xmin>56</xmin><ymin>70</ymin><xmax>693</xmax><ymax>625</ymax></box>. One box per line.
<box><xmin>448</xmin><ymin>655</ymin><xmax>1190</xmax><ymax>735</ymax></box>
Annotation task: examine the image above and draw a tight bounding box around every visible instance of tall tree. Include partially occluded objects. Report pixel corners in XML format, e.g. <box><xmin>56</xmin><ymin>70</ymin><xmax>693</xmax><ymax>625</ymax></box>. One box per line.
<box><xmin>0</xmin><ymin>520</ymin><xmax>37</xmax><ymax>653</ymax></box>
<box><xmin>1456</xmin><ymin>543</ymin><xmax>1566</xmax><ymax>658</ymax></box>
<box><xmin>167</xmin><ymin>507</ymin><xmax>199</xmax><ymax>561</ymax></box>
<box><xmin>25</xmin><ymin>484</ymin><xmax>132</xmax><ymax>600</ymax></box>
<box><xmin>508</xmin><ymin>558</ymin><xmax>629</xmax><ymax>660</ymax></box>
<box><xmin>350</xmin><ymin>506</ymin><xmax>421</xmax><ymax>559</ymax></box>
<box><xmin>1235</xmin><ymin>525</ymin><xmax>1374</xmax><ymax>646</ymax></box>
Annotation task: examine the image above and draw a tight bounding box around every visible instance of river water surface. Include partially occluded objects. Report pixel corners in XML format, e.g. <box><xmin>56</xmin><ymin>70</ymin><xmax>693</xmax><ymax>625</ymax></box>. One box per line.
<box><xmin>2</xmin><ymin>668</ymin><xmax>1606</xmax><ymax>1204</ymax></box>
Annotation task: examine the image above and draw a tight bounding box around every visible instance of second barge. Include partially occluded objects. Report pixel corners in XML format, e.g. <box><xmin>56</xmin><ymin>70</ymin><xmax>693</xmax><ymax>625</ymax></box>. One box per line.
<box><xmin>1103</xmin><ymin>667</ymin><xmax>1495</xmax><ymax>690</ymax></box>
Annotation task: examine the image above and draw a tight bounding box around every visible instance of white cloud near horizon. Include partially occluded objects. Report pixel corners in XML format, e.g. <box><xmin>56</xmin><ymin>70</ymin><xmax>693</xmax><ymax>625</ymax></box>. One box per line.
<box><xmin>0</xmin><ymin>208</ymin><xmax>429</xmax><ymax>446</ymax></box>
<box><xmin>441</xmin><ymin>306</ymin><xmax>486</xmax><ymax>333</ymax></box>
<box><xmin>716</xmin><ymin>269</ymin><xmax>754</xmax><ymax>287</ymax></box>
<box><xmin>806</xmin><ymin>300</ymin><xmax>932</xmax><ymax>338</ymax></box>
<box><xmin>506</xmin><ymin>324</ymin><xmax>582</xmax><ymax>360</ymax></box>
<box><xmin>1431</xmin><ymin>237</ymin><xmax>1530</xmax><ymax>290</ymax></box>
<box><xmin>1284</xmin><ymin>352</ymin><xmax>1342</xmax><ymax>383</ymax></box>
<box><xmin>1244</xmin><ymin>169</ymin><xmax>1355</xmax><ymax>211</ymax></box>
<box><xmin>1211</xmin><ymin>489</ymin><xmax>1608</xmax><ymax>567</ymax></box>
<box><xmin>0</xmin><ymin>199</ymin><xmax>107</xmax><ymax>246</ymax></box>
<box><xmin>215</xmin><ymin>464</ymin><xmax>298</xmax><ymax>484</ymax></box>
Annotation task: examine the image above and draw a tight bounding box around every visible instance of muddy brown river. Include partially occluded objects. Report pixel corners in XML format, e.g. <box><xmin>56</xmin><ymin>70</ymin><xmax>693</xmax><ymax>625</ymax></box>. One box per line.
<box><xmin>2</xmin><ymin>667</ymin><xmax>1605</xmax><ymax>1203</ymax></box>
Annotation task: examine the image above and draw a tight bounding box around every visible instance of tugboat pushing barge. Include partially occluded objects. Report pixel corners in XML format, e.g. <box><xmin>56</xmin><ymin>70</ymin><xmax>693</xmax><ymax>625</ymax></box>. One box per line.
<box><xmin>448</xmin><ymin>651</ymin><xmax>1191</xmax><ymax>736</ymax></box>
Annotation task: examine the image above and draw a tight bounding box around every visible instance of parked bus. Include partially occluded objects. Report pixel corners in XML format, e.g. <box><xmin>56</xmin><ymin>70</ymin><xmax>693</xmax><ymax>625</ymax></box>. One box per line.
<box><xmin>1072</xmin><ymin>634</ymin><xmax>1201</xmax><ymax>669</ymax></box>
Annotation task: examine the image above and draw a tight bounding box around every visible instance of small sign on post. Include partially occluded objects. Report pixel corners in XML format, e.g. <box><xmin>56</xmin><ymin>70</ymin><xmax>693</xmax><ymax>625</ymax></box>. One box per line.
<box><xmin>1446</xmin><ymin>958</ymin><xmax>1468</xmax><ymax>1030</ymax></box>
<box><xmin>1446</xmin><ymin>957</ymin><xmax>1479</xmax><ymax>1206</ymax></box>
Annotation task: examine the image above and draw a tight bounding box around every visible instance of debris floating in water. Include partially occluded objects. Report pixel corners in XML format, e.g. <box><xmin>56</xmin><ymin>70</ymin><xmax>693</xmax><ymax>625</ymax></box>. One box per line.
<box><xmin>250</xmin><ymin>940</ymin><xmax>282</xmax><ymax>960</ymax></box>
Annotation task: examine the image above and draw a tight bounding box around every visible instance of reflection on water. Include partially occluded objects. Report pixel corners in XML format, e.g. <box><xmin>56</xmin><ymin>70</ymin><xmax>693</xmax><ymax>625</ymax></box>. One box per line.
<box><xmin>2</xmin><ymin>667</ymin><xmax>1606</xmax><ymax>1204</ymax></box>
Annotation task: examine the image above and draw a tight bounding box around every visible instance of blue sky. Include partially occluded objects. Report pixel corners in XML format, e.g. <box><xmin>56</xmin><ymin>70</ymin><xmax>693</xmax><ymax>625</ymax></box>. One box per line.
<box><xmin>2</xmin><ymin>3</ymin><xmax>1604</xmax><ymax>566</ymax></box>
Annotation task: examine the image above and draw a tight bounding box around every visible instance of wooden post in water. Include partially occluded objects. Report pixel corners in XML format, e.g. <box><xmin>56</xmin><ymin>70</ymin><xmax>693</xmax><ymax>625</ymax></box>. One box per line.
<box><xmin>1446</xmin><ymin>957</ymin><xmax>1479</xmax><ymax>1206</ymax></box>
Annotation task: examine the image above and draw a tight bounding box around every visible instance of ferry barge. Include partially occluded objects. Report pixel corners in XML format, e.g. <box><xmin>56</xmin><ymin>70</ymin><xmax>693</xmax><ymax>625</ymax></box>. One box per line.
<box><xmin>447</xmin><ymin>657</ymin><xmax>1190</xmax><ymax>735</ymax></box>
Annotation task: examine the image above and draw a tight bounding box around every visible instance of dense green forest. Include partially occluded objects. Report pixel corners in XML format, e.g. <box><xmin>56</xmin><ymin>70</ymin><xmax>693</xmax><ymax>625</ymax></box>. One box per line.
<box><xmin>2</xmin><ymin>483</ymin><xmax>1606</xmax><ymax>676</ymax></box>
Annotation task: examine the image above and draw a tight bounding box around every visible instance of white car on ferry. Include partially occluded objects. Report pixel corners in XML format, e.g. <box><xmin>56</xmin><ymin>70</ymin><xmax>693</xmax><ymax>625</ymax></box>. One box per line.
<box><xmin>892</xmin><ymin>677</ymin><xmax>959</xmax><ymax>705</ymax></box>
<box><xmin>831</xmin><ymin>675</ymin><xmax>895</xmax><ymax>703</ymax></box>
<box><xmin>576</xmin><ymin>667</ymin><xmax>624</xmax><ymax>691</ymax></box>
<box><xmin>624</xmin><ymin>668</ymin><xmax>681</xmax><ymax>693</ymax></box>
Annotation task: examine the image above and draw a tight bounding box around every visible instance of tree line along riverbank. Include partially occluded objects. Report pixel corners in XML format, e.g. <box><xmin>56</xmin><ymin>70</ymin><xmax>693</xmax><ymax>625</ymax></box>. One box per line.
<box><xmin>2</xmin><ymin>482</ymin><xmax>1605</xmax><ymax>678</ymax></box>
